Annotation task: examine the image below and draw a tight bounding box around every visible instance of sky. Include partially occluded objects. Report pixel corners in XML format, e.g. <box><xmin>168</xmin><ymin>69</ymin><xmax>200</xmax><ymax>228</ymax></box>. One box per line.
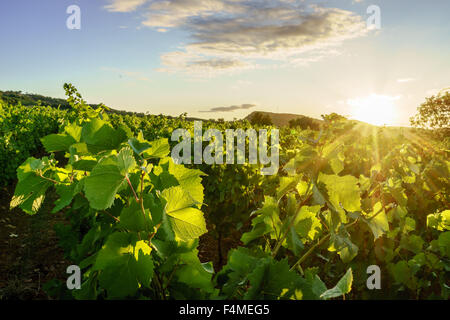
<box><xmin>0</xmin><ymin>0</ymin><xmax>449</xmax><ymax>126</ymax></box>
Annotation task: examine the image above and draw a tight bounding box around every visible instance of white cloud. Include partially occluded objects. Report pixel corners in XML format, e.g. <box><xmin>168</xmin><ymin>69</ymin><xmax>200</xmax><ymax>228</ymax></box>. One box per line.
<box><xmin>104</xmin><ymin>0</ymin><xmax>148</xmax><ymax>12</ymax></box>
<box><xmin>105</xmin><ymin>0</ymin><xmax>370</xmax><ymax>75</ymax></box>
<box><xmin>157</xmin><ymin>50</ymin><xmax>256</xmax><ymax>76</ymax></box>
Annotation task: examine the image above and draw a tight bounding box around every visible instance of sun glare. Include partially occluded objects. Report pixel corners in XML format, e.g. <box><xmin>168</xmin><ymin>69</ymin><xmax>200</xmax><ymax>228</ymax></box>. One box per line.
<box><xmin>347</xmin><ymin>94</ymin><xmax>400</xmax><ymax>126</ymax></box>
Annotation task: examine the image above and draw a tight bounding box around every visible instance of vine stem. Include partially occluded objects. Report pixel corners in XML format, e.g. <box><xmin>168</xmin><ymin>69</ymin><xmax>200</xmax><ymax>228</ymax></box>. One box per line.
<box><xmin>272</xmin><ymin>192</ymin><xmax>313</xmax><ymax>258</ymax></box>
<box><xmin>163</xmin><ymin>263</ymin><xmax>179</xmax><ymax>291</ymax></box>
<box><xmin>154</xmin><ymin>271</ymin><xmax>166</xmax><ymax>300</ymax></box>
<box><xmin>125</xmin><ymin>174</ymin><xmax>139</xmax><ymax>203</ymax></box>
<box><xmin>38</xmin><ymin>172</ymin><xmax>61</xmax><ymax>185</ymax></box>
<box><xmin>290</xmin><ymin>234</ymin><xmax>330</xmax><ymax>271</ymax></box>
<box><xmin>289</xmin><ymin>218</ymin><xmax>359</xmax><ymax>272</ymax></box>
<box><xmin>139</xmin><ymin>171</ymin><xmax>147</xmax><ymax>220</ymax></box>
<box><xmin>148</xmin><ymin>222</ymin><xmax>162</xmax><ymax>242</ymax></box>
<box><xmin>101</xmin><ymin>210</ymin><xmax>120</xmax><ymax>223</ymax></box>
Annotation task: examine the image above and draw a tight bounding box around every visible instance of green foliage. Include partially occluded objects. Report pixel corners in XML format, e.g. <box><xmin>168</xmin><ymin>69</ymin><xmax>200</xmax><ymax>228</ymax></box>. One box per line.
<box><xmin>10</xmin><ymin>104</ymin><xmax>213</xmax><ymax>299</ymax></box>
<box><xmin>7</xmin><ymin>85</ymin><xmax>450</xmax><ymax>300</ymax></box>
<box><xmin>249</xmin><ymin>112</ymin><xmax>273</xmax><ymax>126</ymax></box>
<box><xmin>239</xmin><ymin>115</ymin><xmax>449</xmax><ymax>299</ymax></box>
<box><xmin>410</xmin><ymin>90</ymin><xmax>450</xmax><ymax>131</ymax></box>
<box><xmin>320</xmin><ymin>268</ymin><xmax>353</xmax><ymax>299</ymax></box>
<box><xmin>288</xmin><ymin>117</ymin><xmax>320</xmax><ymax>130</ymax></box>
<box><xmin>0</xmin><ymin>103</ymin><xmax>68</xmax><ymax>183</ymax></box>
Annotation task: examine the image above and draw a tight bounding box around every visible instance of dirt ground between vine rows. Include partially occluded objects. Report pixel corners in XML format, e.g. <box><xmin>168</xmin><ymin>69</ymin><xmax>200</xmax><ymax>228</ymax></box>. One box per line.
<box><xmin>0</xmin><ymin>183</ymin><xmax>70</xmax><ymax>299</ymax></box>
<box><xmin>0</xmin><ymin>183</ymin><xmax>241</xmax><ymax>299</ymax></box>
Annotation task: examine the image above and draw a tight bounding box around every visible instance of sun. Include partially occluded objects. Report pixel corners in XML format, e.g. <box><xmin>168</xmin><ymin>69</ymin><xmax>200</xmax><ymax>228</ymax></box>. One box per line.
<box><xmin>347</xmin><ymin>94</ymin><xmax>400</xmax><ymax>126</ymax></box>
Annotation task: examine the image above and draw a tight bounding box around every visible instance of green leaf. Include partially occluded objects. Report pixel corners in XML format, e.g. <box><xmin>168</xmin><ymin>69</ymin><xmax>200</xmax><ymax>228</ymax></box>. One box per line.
<box><xmin>225</xmin><ymin>247</ymin><xmax>266</xmax><ymax>276</ymax></box>
<box><xmin>81</xmin><ymin>118</ymin><xmax>127</xmax><ymax>153</ymax></box>
<box><xmin>119</xmin><ymin>198</ymin><xmax>151</xmax><ymax>232</ymax></box>
<box><xmin>161</xmin><ymin>186</ymin><xmax>207</xmax><ymax>241</ymax></box>
<box><xmin>142</xmin><ymin>138</ymin><xmax>170</xmax><ymax>159</ymax></box>
<box><xmin>277</xmin><ymin>176</ymin><xmax>300</xmax><ymax>201</ymax></box>
<box><xmin>168</xmin><ymin>159</ymin><xmax>205</xmax><ymax>207</ymax></box>
<box><xmin>427</xmin><ymin>210</ymin><xmax>450</xmax><ymax>231</ymax></box>
<box><xmin>402</xmin><ymin>216</ymin><xmax>416</xmax><ymax>233</ymax></box>
<box><xmin>84</xmin><ymin>163</ymin><xmax>126</xmax><ymax>210</ymax></box>
<box><xmin>128</xmin><ymin>136</ymin><xmax>151</xmax><ymax>156</ymax></box>
<box><xmin>329</xmin><ymin>157</ymin><xmax>344</xmax><ymax>175</ymax></box>
<box><xmin>131</xmin><ymin>240</ymin><xmax>154</xmax><ymax>287</ymax></box>
<box><xmin>318</xmin><ymin>173</ymin><xmax>361</xmax><ymax>223</ymax></box>
<box><xmin>175</xmin><ymin>259</ymin><xmax>214</xmax><ymax>292</ymax></box>
<box><xmin>390</xmin><ymin>260</ymin><xmax>412</xmax><ymax>285</ymax></box>
<box><xmin>94</xmin><ymin>233</ymin><xmax>153</xmax><ymax>298</ymax></box>
<box><xmin>365</xmin><ymin>202</ymin><xmax>389</xmax><ymax>240</ymax></box>
<box><xmin>72</xmin><ymin>275</ymin><xmax>98</xmax><ymax>300</ymax></box>
<box><xmin>304</xmin><ymin>268</ymin><xmax>327</xmax><ymax>299</ymax></box>
<box><xmin>329</xmin><ymin>224</ymin><xmax>358</xmax><ymax>263</ymax></box>
<box><xmin>72</xmin><ymin>158</ymin><xmax>97</xmax><ymax>171</ymax></box>
<box><xmin>201</xmin><ymin>262</ymin><xmax>214</xmax><ymax>274</ymax></box>
<box><xmin>52</xmin><ymin>183</ymin><xmax>76</xmax><ymax>213</ymax></box>
<box><xmin>70</xmin><ymin>142</ymin><xmax>89</xmax><ymax>156</ymax></box>
<box><xmin>320</xmin><ymin>268</ymin><xmax>353</xmax><ymax>299</ymax></box>
<box><xmin>117</xmin><ymin>147</ymin><xmax>136</xmax><ymax>175</ymax></box>
<box><xmin>64</xmin><ymin>123</ymin><xmax>82</xmax><ymax>142</ymax></box>
<box><xmin>400</xmin><ymin>234</ymin><xmax>424</xmax><ymax>254</ymax></box>
<box><xmin>294</xmin><ymin>205</ymin><xmax>322</xmax><ymax>241</ymax></box>
<box><xmin>286</xmin><ymin>145</ymin><xmax>317</xmax><ymax>174</ymax></box>
<box><xmin>10</xmin><ymin>158</ymin><xmax>52</xmax><ymax>215</ymax></box>
<box><xmin>241</xmin><ymin>196</ymin><xmax>281</xmax><ymax>245</ymax></box>
<box><xmin>244</xmin><ymin>258</ymin><xmax>302</xmax><ymax>300</ymax></box>
<box><xmin>438</xmin><ymin>231</ymin><xmax>450</xmax><ymax>258</ymax></box>
<box><xmin>286</xmin><ymin>226</ymin><xmax>304</xmax><ymax>256</ymax></box>
<box><xmin>296</xmin><ymin>180</ymin><xmax>309</xmax><ymax>196</ymax></box>
<box><xmin>41</xmin><ymin>134</ymin><xmax>76</xmax><ymax>152</ymax></box>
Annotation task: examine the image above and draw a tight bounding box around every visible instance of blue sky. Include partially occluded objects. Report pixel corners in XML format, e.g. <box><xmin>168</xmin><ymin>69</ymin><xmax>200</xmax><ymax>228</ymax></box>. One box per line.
<box><xmin>0</xmin><ymin>0</ymin><xmax>449</xmax><ymax>125</ymax></box>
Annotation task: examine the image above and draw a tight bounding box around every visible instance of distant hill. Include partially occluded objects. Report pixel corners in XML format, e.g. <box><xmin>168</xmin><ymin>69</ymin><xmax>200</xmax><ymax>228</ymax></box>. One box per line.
<box><xmin>0</xmin><ymin>90</ymin><xmax>216</xmax><ymax>121</ymax></box>
<box><xmin>0</xmin><ymin>90</ymin><xmax>74</xmax><ymax>109</ymax></box>
<box><xmin>245</xmin><ymin>111</ymin><xmax>323</xmax><ymax>127</ymax></box>
<box><xmin>0</xmin><ymin>90</ymin><xmax>151</xmax><ymax>117</ymax></box>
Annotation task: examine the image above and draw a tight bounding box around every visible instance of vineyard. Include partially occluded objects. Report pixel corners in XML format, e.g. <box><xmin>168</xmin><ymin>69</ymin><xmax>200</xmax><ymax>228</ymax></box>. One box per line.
<box><xmin>0</xmin><ymin>85</ymin><xmax>448</xmax><ymax>300</ymax></box>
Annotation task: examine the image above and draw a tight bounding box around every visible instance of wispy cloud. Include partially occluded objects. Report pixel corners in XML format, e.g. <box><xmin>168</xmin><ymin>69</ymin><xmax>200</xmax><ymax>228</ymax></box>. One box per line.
<box><xmin>157</xmin><ymin>52</ymin><xmax>256</xmax><ymax>76</ymax></box>
<box><xmin>104</xmin><ymin>0</ymin><xmax>147</xmax><ymax>12</ymax></box>
<box><xmin>199</xmin><ymin>103</ymin><xmax>257</xmax><ymax>113</ymax></box>
<box><xmin>104</xmin><ymin>0</ymin><xmax>370</xmax><ymax>76</ymax></box>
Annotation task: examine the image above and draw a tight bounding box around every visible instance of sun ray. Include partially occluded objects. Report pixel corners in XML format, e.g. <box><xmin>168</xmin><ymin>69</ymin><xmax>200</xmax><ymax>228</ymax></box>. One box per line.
<box><xmin>348</xmin><ymin>94</ymin><xmax>400</xmax><ymax>126</ymax></box>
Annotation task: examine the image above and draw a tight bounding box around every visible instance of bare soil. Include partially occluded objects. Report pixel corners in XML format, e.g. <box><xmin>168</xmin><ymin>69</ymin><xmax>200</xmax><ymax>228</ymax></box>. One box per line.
<box><xmin>0</xmin><ymin>183</ymin><xmax>69</xmax><ymax>300</ymax></box>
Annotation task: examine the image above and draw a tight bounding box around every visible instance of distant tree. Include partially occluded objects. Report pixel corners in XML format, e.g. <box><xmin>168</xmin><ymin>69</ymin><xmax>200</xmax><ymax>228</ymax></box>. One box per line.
<box><xmin>250</xmin><ymin>112</ymin><xmax>272</xmax><ymax>126</ymax></box>
<box><xmin>321</xmin><ymin>113</ymin><xmax>348</xmax><ymax>123</ymax></box>
<box><xmin>289</xmin><ymin>117</ymin><xmax>320</xmax><ymax>130</ymax></box>
<box><xmin>410</xmin><ymin>90</ymin><xmax>449</xmax><ymax>132</ymax></box>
